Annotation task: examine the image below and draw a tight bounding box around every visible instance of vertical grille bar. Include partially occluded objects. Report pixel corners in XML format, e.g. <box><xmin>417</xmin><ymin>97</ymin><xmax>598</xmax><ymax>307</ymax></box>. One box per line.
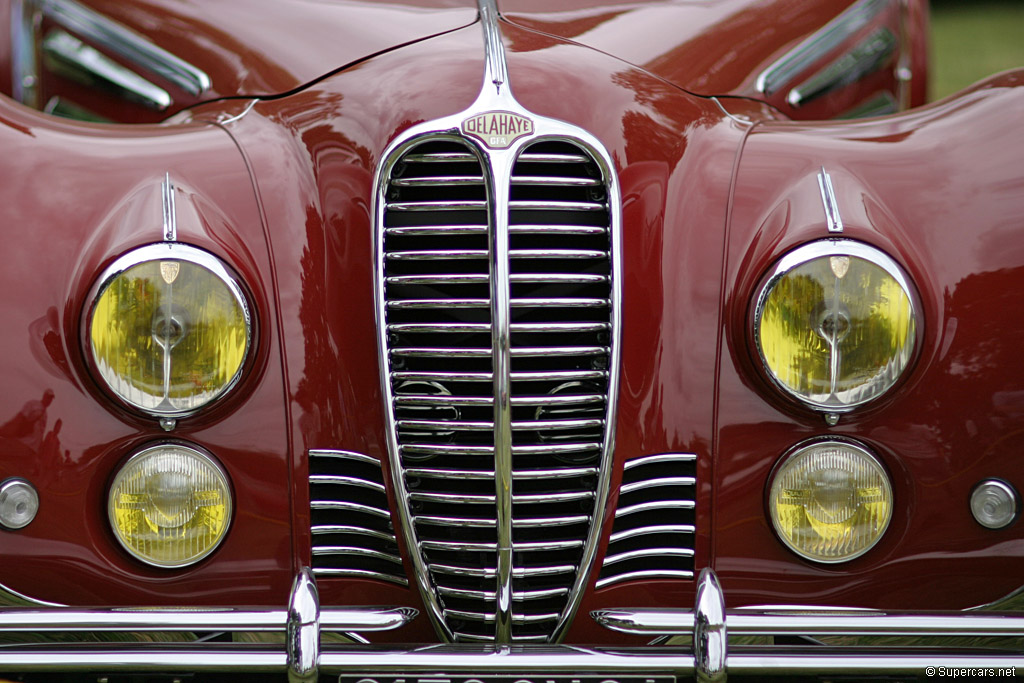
<box><xmin>489</xmin><ymin>145</ymin><xmax>515</xmax><ymax>644</ymax></box>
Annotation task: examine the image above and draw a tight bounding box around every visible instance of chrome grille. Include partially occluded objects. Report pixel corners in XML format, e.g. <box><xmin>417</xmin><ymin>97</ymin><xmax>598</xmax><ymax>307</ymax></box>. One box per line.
<box><xmin>308</xmin><ymin>450</ymin><xmax>407</xmax><ymax>586</ymax></box>
<box><xmin>380</xmin><ymin>137</ymin><xmax>615</xmax><ymax>642</ymax></box>
<box><xmin>597</xmin><ymin>453</ymin><xmax>696</xmax><ymax>589</ymax></box>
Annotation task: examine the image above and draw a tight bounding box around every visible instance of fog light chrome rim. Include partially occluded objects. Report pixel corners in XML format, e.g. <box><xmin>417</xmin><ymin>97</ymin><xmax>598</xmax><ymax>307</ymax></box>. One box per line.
<box><xmin>108</xmin><ymin>443</ymin><xmax>232</xmax><ymax>568</ymax></box>
<box><xmin>768</xmin><ymin>439</ymin><xmax>893</xmax><ymax>563</ymax></box>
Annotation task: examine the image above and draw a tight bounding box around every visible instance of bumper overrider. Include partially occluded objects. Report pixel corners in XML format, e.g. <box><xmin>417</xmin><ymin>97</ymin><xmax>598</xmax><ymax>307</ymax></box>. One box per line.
<box><xmin>1</xmin><ymin>569</ymin><xmax>1023</xmax><ymax>682</ymax></box>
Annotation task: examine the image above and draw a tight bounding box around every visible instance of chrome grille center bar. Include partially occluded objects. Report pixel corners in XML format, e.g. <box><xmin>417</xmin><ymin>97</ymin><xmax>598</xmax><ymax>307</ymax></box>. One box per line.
<box><xmin>489</xmin><ymin>137</ymin><xmax>515</xmax><ymax>645</ymax></box>
<box><xmin>373</xmin><ymin>0</ymin><xmax>621</xmax><ymax>644</ymax></box>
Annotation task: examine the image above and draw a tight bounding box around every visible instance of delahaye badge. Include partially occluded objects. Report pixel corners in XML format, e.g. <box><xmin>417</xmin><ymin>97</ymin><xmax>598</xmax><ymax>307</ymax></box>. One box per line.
<box><xmin>462</xmin><ymin>111</ymin><xmax>534</xmax><ymax>149</ymax></box>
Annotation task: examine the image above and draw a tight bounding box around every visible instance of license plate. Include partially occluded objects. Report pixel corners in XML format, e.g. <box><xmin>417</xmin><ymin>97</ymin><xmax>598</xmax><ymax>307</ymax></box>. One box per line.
<box><xmin>343</xmin><ymin>677</ymin><xmax>674</xmax><ymax>683</ymax></box>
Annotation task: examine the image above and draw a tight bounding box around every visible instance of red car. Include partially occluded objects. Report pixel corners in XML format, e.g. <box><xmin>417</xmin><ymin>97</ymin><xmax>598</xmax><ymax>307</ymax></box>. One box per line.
<box><xmin>0</xmin><ymin>0</ymin><xmax>1022</xmax><ymax>680</ymax></box>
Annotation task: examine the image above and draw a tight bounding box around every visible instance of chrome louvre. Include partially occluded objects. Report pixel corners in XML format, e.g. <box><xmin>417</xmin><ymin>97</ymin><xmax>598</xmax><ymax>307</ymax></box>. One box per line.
<box><xmin>308</xmin><ymin>450</ymin><xmax>407</xmax><ymax>587</ymax></box>
<box><xmin>381</xmin><ymin>137</ymin><xmax>615</xmax><ymax>642</ymax></box>
<box><xmin>597</xmin><ymin>453</ymin><xmax>697</xmax><ymax>589</ymax></box>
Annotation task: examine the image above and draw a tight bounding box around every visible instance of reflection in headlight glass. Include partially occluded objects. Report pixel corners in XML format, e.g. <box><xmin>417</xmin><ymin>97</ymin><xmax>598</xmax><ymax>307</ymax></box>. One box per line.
<box><xmin>758</xmin><ymin>249</ymin><xmax>915</xmax><ymax>409</ymax></box>
<box><xmin>90</xmin><ymin>256</ymin><xmax>249</xmax><ymax>415</ymax></box>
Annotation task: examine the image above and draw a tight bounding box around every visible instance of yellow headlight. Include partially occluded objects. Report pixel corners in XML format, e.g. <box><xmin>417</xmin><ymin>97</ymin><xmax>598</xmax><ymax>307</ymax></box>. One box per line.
<box><xmin>87</xmin><ymin>244</ymin><xmax>251</xmax><ymax>417</ymax></box>
<box><xmin>769</xmin><ymin>440</ymin><xmax>892</xmax><ymax>563</ymax></box>
<box><xmin>108</xmin><ymin>443</ymin><xmax>232</xmax><ymax>568</ymax></box>
<box><xmin>754</xmin><ymin>241</ymin><xmax>917</xmax><ymax>411</ymax></box>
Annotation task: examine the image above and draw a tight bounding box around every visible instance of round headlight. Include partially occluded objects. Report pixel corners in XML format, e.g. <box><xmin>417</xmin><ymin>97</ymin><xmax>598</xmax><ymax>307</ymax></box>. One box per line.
<box><xmin>754</xmin><ymin>240</ymin><xmax>917</xmax><ymax>411</ymax></box>
<box><xmin>86</xmin><ymin>244</ymin><xmax>251</xmax><ymax>418</ymax></box>
<box><xmin>768</xmin><ymin>440</ymin><xmax>892</xmax><ymax>563</ymax></box>
<box><xmin>108</xmin><ymin>443</ymin><xmax>232</xmax><ymax>568</ymax></box>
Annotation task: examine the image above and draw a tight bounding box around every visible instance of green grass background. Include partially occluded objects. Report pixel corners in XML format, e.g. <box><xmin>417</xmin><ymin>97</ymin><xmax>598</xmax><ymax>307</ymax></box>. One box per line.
<box><xmin>930</xmin><ymin>0</ymin><xmax>1024</xmax><ymax>100</ymax></box>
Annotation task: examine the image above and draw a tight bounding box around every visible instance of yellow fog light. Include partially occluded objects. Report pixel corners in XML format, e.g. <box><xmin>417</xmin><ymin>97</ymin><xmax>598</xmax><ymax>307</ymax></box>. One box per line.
<box><xmin>86</xmin><ymin>244</ymin><xmax>251</xmax><ymax>418</ymax></box>
<box><xmin>768</xmin><ymin>440</ymin><xmax>892</xmax><ymax>563</ymax></box>
<box><xmin>754</xmin><ymin>240</ymin><xmax>917</xmax><ymax>411</ymax></box>
<box><xmin>109</xmin><ymin>444</ymin><xmax>232</xmax><ymax>568</ymax></box>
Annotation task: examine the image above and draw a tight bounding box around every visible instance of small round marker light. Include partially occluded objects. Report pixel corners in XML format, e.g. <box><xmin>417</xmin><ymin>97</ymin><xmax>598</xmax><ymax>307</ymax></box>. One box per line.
<box><xmin>970</xmin><ymin>479</ymin><xmax>1018</xmax><ymax>530</ymax></box>
<box><xmin>0</xmin><ymin>479</ymin><xmax>40</xmax><ymax>530</ymax></box>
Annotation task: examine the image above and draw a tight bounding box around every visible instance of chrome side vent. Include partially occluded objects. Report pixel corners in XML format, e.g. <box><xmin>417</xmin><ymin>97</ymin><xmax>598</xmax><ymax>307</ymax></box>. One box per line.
<box><xmin>597</xmin><ymin>453</ymin><xmax>696</xmax><ymax>589</ymax></box>
<box><xmin>380</xmin><ymin>136</ymin><xmax>617</xmax><ymax>643</ymax></box>
<box><xmin>309</xmin><ymin>450</ymin><xmax>408</xmax><ymax>587</ymax></box>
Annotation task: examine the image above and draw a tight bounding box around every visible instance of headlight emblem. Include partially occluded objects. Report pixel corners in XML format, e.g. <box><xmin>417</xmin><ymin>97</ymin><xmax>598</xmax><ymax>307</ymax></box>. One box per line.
<box><xmin>768</xmin><ymin>439</ymin><xmax>893</xmax><ymax>563</ymax></box>
<box><xmin>754</xmin><ymin>240</ymin><xmax>918</xmax><ymax>412</ymax></box>
<box><xmin>108</xmin><ymin>443</ymin><xmax>232</xmax><ymax>568</ymax></box>
<box><xmin>86</xmin><ymin>244</ymin><xmax>251</xmax><ymax>418</ymax></box>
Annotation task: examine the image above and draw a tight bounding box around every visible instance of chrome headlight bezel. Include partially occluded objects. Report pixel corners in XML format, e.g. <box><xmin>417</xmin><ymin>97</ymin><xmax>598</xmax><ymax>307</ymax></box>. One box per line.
<box><xmin>752</xmin><ymin>239</ymin><xmax>920</xmax><ymax>413</ymax></box>
<box><xmin>83</xmin><ymin>243</ymin><xmax>253</xmax><ymax>420</ymax></box>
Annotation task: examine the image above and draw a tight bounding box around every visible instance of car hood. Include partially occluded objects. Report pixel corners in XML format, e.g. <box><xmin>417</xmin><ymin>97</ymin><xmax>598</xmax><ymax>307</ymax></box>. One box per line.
<box><xmin>86</xmin><ymin>0</ymin><xmax>480</xmax><ymax>99</ymax></box>
<box><xmin>497</xmin><ymin>0</ymin><xmax>854</xmax><ymax>98</ymax></box>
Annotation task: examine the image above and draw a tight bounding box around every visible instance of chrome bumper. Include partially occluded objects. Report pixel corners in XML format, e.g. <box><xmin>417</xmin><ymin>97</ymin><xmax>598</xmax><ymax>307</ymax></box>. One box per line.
<box><xmin>0</xmin><ymin>569</ymin><xmax>1022</xmax><ymax>682</ymax></box>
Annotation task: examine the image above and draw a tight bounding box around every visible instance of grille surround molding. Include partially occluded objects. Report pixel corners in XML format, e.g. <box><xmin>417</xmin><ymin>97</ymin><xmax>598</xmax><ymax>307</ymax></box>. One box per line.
<box><xmin>373</xmin><ymin>116</ymin><xmax>621</xmax><ymax>643</ymax></box>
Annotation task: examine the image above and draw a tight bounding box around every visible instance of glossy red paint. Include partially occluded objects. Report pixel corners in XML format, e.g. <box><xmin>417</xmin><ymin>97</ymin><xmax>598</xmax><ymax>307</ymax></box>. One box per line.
<box><xmin>0</xmin><ymin>0</ymin><xmax>1020</xmax><ymax>652</ymax></box>
<box><xmin>0</xmin><ymin>98</ymin><xmax>295</xmax><ymax>605</ymax></box>
<box><xmin>76</xmin><ymin>0</ymin><xmax>475</xmax><ymax>118</ymax></box>
<box><xmin>500</xmin><ymin>0</ymin><xmax>927</xmax><ymax>119</ymax></box>
<box><xmin>717</xmin><ymin>71</ymin><xmax>1024</xmax><ymax>610</ymax></box>
<box><xmin>0</xmin><ymin>0</ymin><xmax>478</xmax><ymax>124</ymax></box>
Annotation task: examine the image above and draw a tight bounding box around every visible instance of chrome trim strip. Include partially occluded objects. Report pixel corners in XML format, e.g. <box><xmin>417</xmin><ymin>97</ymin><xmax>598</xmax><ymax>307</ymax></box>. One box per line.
<box><xmin>42</xmin><ymin>29</ymin><xmax>171</xmax><ymax>110</ymax></box>
<box><xmin>11</xmin><ymin>0</ymin><xmax>41</xmax><ymax>107</ymax></box>
<box><xmin>308</xmin><ymin>449</ymin><xmax>381</xmax><ymax>465</ymax></box>
<box><xmin>309</xmin><ymin>568</ymin><xmax>410</xmax><ymax>587</ymax></box>
<box><xmin>609</xmin><ymin>525</ymin><xmax>696</xmax><ymax>543</ymax></box>
<box><xmin>37</xmin><ymin>0</ymin><xmax>211</xmax><ymax>96</ymax></box>
<box><xmin>593</xmin><ymin>605</ymin><xmax>1024</xmax><ymax>637</ymax></box>
<box><xmin>839</xmin><ymin>90</ymin><xmax>899</xmax><ymax>119</ymax></box>
<box><xmin>620</xmin><ymin>476</ymin><xmax>696</xmax><ymax>494</ymax></box>
<box><xmin>0</xmin><ymin>582</ymin><xmax>64</xmax><ymax>608</ymax></box>
<box><xmin>286</xmin><ymin>568</ymin><xmax>319</xmax><ymax>683</ymax></box>
<box><xmin>817</xmin><ymin>167</ymin><xmax>843</xmax><ymax>233</ymax></box>
<box><xmin>309</xmin><ymin>501</ymin><xmax>391</xmax><ymax>518</ymax></box>
<box><xmin>787</xmin><ymin>27</ymin><xmax>897</xmax><ymax>108</ymax></box>
<box><xmin>0</xmin><ymin>605</ymin><xmax>417</xmax><ymax>632</ymax></box>
<box><xmin>0</xmin><ymin>643</ymin><xmax>1022</xmax><ymax>674</ymax></box>
<box><xmin>972</xmin><ymin>583</ymin><xmax>1024</xmax><ymax>612</ymax></box>
<box><xmin>312</xmin><ymin>547</ymin><xmax>403</xmax><ymax>565</ymax></box>
<box><xmin>624</xmin><ymin>452</ymin><xmax>697</xmax><ymax>469</ymax></box>
<box><xmin>595</xmin><ymin>570</ymin><xmax>695</xmax><ymax>590</ymax></box>
<box><xmin>309</xmin><ymin>475</ymin><xmax>386</xmax><ymax>492</ymax></box>
<box><xmin>479</xmin><ymin>0</ymin><xmax>507</xmax><ymax>94</ymax></box>
<box><xmin>310</xmin><ymin>526</ymin><xmax>395</xmax><ymax>542</ymax></box>
<box><xmin>161</xmin><ymin>173</ymin><xmax>176</xmax><ymax>241</ymax></box>
<box><xmin>602</xmin><ymin>548</ymin><xmax>694</xmax><ymax>566</ymax></box>
<box><xmin>756</xmin><ymin>0</ymin><xmax>892</xmax><ymax>95</ymax></box>
<box><xmin>694</xmin><ymin>569</ymin><xmax>727</xmax><ymax>683</ymax></box>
